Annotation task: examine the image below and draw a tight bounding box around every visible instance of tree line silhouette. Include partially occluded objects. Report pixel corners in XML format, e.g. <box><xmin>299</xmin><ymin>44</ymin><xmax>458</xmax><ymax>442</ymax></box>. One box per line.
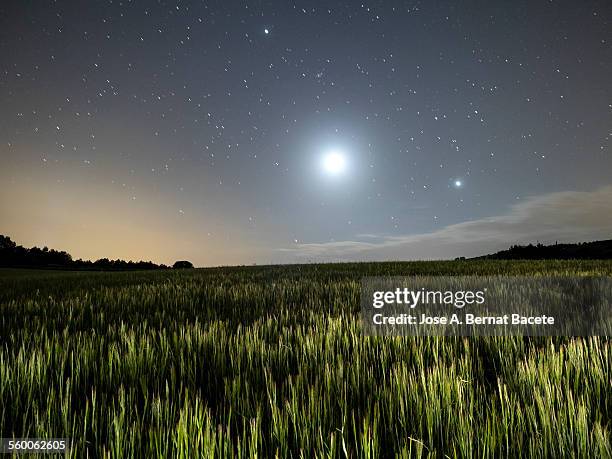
<box><xmin>473</xmin><ymin>240</ymin><xmax>612</xmax><ymax>260</ymax></box>
<box><xmin>0</xmin><ymin>235</ymin><xmax>194</xmax><ymax>270</ymax></box>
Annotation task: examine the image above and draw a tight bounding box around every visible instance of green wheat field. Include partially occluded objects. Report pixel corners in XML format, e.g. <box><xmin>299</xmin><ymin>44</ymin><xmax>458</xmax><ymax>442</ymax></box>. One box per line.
<box><xmin>1</xmin><ymin>260</ymin><xmax>612</xmax><ymax>457</ymax></box>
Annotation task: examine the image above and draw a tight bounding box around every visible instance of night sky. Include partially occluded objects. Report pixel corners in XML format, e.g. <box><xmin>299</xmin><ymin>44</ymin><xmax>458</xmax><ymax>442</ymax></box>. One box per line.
<box><xmin>2</xmin><ymin>1</ymin><xmax>611</xmax><ymax>266</ymax></box>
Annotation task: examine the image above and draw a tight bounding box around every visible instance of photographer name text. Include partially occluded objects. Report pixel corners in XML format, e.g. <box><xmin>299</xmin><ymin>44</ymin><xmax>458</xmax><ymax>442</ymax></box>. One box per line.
<box><xmin>372</xmin><ymin>313</ymin><xmax>554</xmax><ymax>326</ymax></box>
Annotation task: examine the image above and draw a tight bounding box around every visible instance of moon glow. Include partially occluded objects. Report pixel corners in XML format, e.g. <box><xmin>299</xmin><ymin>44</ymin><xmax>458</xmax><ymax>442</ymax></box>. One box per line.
<box><xmin>322</xmin><ymin>151</ymin><xmax>347</xmax><ymax>175</ymax></box>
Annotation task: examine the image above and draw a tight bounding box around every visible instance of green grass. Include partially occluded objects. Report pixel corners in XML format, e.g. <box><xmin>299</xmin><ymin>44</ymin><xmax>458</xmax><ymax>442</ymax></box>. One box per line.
<box><xmin>1</xmin><ymin>261</ymin><xmax>612</xmax><ymax>457</ymax></box>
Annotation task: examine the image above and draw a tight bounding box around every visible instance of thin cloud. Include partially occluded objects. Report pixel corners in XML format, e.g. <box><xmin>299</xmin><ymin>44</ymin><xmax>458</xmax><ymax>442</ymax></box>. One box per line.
<box><xmin>279</xmin><ymin>185</ymin><xmax>612</xmax><ymax>261</ymax></box>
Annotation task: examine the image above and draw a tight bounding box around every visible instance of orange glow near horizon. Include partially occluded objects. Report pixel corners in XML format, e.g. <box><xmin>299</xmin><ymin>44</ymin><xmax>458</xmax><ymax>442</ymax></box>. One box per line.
<box><xmin>0</xmin><ymin>165</ymin><xmax>263</xmax><ymax>267</ymax></box>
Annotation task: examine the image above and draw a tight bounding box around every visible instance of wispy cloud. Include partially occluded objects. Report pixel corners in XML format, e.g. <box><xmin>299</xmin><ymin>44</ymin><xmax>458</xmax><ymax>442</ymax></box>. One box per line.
<box><xmin>279</xmin><ymin>185</ymin><xmax>612</xmax><ymax>261</ymax></box>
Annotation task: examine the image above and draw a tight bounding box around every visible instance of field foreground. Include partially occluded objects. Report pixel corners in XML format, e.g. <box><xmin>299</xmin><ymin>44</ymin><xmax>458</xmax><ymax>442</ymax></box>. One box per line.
<box><xmin>1</xmin><ymin>261</ymin><xmax>612</xmax><ymax>457</ymax></box>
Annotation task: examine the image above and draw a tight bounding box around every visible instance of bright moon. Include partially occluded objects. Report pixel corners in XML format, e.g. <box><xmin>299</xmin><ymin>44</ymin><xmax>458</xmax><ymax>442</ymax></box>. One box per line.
<box><xmin>454</xmin><ymin>179</ymin><xmax>462</xmax><ymax>188</ymax></box>
<box><xmin>322</xmin><ymin>151</ymin><xmax>347</xmax><ymax>175</ymax></box>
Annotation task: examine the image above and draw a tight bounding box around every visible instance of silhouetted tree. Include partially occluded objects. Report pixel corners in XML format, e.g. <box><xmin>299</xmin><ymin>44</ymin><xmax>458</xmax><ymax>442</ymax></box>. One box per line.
<box><xmin>0</xmin><ymin>235</ymin><xmax>17</xmax><ymax>250</ymax></box>
<box><xmin>173</xmin><ymin>260</ymin><xmax>194</xmax><ymax>269</ymax></box>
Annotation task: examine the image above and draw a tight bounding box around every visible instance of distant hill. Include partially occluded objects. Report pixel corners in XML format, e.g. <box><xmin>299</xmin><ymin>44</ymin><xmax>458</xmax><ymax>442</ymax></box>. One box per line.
<box><xmin>472</xmin><ymin>240</ymin><xmax>612</xmax><ymax>260</ymax></box>
<box><xmin>0</xmin><ymin>235</ymin><xmax>172</xmax><ymax>270</ymax></box>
